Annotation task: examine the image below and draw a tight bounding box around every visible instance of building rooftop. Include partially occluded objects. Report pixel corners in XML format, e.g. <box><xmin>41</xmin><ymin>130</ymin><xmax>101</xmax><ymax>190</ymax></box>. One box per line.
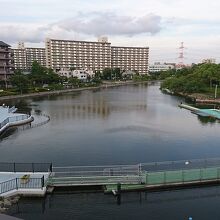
<box><xmin>0</xmin><ymin>41</ymin><xmax>10</xmax><ymax>47</ymax></box>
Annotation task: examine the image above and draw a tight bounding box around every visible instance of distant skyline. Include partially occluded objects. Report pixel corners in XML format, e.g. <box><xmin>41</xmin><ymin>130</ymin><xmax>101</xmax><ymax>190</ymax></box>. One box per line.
<box><xmin>1</xmin><ymin>0</ymin><xmax>220</xmax><ymax>64</ymax></box>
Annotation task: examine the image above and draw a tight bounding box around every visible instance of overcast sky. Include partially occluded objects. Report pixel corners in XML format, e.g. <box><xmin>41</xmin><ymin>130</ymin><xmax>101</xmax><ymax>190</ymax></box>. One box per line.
<box><xmin>1</xmin><ymin>0</ymin><xmax>220</xmax><ymax>64</ymax></box>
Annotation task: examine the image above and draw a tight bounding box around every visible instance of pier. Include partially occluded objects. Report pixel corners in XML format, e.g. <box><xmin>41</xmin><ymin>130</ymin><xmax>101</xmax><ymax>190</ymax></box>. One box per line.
<box><xmin>2</xmin><ymin>158</ymin><xmax>220</xmax><ymax>197</ymax></box>
<box><xmin>48</xmin><ymin>158</ymin><xmax>220</xmax><ymax>194</ymax></box>
<box><xmin>179</xmin><ymin>103</ymin><xmax>220</xmax><ymax>120</ymax></box>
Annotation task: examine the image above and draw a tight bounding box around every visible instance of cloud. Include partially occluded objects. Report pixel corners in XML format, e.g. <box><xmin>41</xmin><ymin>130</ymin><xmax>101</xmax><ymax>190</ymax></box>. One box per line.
<box><xmin>0</xmin><ymin>12</ymin><xmax>162</xmax><ymax>44</ymax></box>
<box><xmin>0</xmin><ymin>24</ymin><xmax>46</xmax><ymax>43</ymax></box>
<box><xmin>56</xmin><ymin>12</ymin><xmax>162</xmax><ymax>36</ymax></box>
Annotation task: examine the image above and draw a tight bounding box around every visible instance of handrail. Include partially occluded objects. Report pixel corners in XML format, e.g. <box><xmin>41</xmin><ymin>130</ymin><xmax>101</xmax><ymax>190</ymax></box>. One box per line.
<box><xmin>0</xmin><ymin>162</ymin><xmax>52</xmax><ymax>173</ymax></box>
<box><xmin>0</xmin><ymin>114</ymin><xmax>31</xmax><ymax>129</ymax></box>
<box><xmin>0</xmin><ymin>176</ymin><xmax>45</xmax><ymax>195</ymax></box>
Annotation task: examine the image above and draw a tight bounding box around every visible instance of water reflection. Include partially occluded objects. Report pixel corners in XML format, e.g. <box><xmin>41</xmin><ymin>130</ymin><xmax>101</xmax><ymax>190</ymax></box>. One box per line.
<box><xmin>7</xmin><ymin>186</ymin><xmax>220</xmax><ymax>220</ymax></box>
<box><xmin>1</xmin><ymin>83</ymin><xmax>220</xmax><ymax>165</ymax></box>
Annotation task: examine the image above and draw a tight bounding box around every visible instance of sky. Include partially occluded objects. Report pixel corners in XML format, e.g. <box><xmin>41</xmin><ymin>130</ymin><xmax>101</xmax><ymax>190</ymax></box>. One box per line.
<box><xmin>1</xmin><ymin>0</ymin><xmax>220</xmax><ymax>64</ymax></box>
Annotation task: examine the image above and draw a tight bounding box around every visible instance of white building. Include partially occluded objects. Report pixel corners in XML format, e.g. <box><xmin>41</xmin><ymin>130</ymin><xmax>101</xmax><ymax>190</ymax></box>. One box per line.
<box><xmin>149</xmin><ymin>62</ymin><xmax>175</xmax><ymax>73</ymax></box>
<box><xmin>201</xmin><ymin>58</ymin><xmax>216</xmax><ymax>64</ymax></box>
<box><xmin>57</xmin><ymin>68</ymin><xmax>95</xmax><ymax>81</ymax></box>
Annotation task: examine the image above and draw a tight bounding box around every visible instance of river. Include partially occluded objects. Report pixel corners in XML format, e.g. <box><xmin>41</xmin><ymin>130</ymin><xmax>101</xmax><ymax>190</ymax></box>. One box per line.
<box><xmin>1</xmin><ymin>82</ymin><xmax>220</xmax><ymax>219</ymax></box>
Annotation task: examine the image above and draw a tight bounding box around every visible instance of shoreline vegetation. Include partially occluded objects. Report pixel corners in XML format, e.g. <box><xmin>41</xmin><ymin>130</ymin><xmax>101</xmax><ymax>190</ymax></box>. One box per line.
<box><xmin>160</xmin><ymin>63</ymin><xmax>220</xmax><ymax>105</ymax></box>
<box><xmin>0</xmin><ymin>81</ymin><xmax>148</xmax><ymax>101</ymax></box>
<box><xmin>0</xmin><ymin>61</ymin><xmax>151</xmax><ymax>102</ymax></box>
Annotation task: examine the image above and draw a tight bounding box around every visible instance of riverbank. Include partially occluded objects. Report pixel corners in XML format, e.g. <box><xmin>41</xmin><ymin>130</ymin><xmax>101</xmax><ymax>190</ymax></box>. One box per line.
<box><xmin>163</xmin><ymin>89</ymin><xmax>220</xmax><ymax>104</ymax></box>
<box><xmin>186</xmin><ymin>93</ymin><xmax>220</xmax><ymax>104</ymax></box>
<box><xmin>0</xmin><ymin>81</ymin><xmax>147</xmax><ymax>102</ymax></box>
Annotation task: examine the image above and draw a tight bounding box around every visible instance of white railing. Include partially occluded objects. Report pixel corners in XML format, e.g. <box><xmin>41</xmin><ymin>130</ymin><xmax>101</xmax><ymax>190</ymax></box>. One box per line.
<box><xmin>0</xmin><ymin>115</ymin><xmax>30</xmax><ymax>129</ymax></box>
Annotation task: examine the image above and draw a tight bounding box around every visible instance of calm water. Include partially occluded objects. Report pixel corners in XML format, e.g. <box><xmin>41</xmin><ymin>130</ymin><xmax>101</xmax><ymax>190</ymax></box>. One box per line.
<box><xmin>1</xmin><ymin>82</ymin><xmax>220</xmax><ymax>219</ymax></box>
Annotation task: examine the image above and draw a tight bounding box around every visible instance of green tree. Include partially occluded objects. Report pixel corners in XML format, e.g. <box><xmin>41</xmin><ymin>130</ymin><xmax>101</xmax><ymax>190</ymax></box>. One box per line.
<box><xmin>68</xmin><ymin>77</ymin><xmax>81</xmax><ymax>87</ymax></box>
<box><xmin>102</xmin><ymin>68</ymin><xmax>112</xmax><ymax>80</ymax></box>
<box><xmin>11</xmin><ymin>72</ymin><xmax>30</xmax><ymax>94</ymax></box>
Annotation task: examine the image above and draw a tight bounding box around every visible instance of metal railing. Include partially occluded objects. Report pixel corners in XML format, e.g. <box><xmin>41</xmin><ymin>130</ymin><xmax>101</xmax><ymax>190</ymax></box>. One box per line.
<box><xmin>53</xmin><ymin>164</ymin><xmax>141</xmax><ymax>178</ymax></box>
<box><xmin>141</xmin><ymin>157</ymin><xmax>220</xmax><ymax>172</ymax></box>
<box><xmin>145</xmin><ymin>167</ymin><xmax>220</xmax><ymax>186</ymax></box>
<box><xmin>0</xmin><ymin>115</ymin><xmax>30</xmax><ymax>129</ymax></box>
<box><xmin>50</xmin><ymin>164</ymin><xmax>142</xmax><ymax>185</ymax></box>
<box><xmin>0</xmin><ymin>162</ymin><xmax>52</xmax><ymax>173</ymax></box>
<box><xmin>0</xmin><ymin>176</ymin><xmax>45</xmax><ymax>195</ymax></box>
<box><xmin>50</xmin><ymin>175</ymin><xmax>143</xmax><ymax>186</ymax></box>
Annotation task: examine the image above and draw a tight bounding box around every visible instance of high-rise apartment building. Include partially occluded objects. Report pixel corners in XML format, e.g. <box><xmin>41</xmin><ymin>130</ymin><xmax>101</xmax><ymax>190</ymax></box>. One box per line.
<box><xmin>0</xmin><ymin>41</ymin><xmax>14</xmax><ymax>81</ymax></box>
<box><xmin>13</xmin><ymin>42</ymin><xmax>46</xmax><ymax>71</ymax></box>
<box><xmin>46</xmin><ymin>38</ymin><xmax>149</xmax><ymax>74</ymax></box>
<box><xmin>12</xmin><ymin>38</ymin><xmax>149</xmax><ymax>74</ymax></box>
<box><xmin>46</xmin><ymin>38</ymin><xmax>111</xmax><ymax>71</ymax></box>
<box><xmin>111</xmin><ymin>46</ymin><xmax>149</xmax><ymax>74</ymax></box>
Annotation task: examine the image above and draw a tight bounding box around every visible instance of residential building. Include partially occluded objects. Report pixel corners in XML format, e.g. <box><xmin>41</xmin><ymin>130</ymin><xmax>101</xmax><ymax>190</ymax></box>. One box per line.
<box><xmin>45</xmin><ymin>38</ymin><xmax>112</xmax><ymax>71</ymax></box>
<box><xmin>111</xmin><ymin>46</ymin><xmax>149</xmax><ymax>74</ymax></box>
<box><xmin>201</xmin><ymin>58</ymin><xmax>216</xmax><ymax>64</ymax></box>
<box><xmin>0</xmin><ymin>41</ymin><xmax>14</xmax><ymax>81</ymax></box>
<box><xmin>57</xmin><ymin>68</ymin><xmax>95</xmax><ymax>81</ymax></box>
<box><xmin>46</xmin><ymin>38</ymin><xmax>149</xmax><ymax>74</ymax></box>
<box><xmin>13</xmin><ymin>42</ymin><xmax>46</xmax><ymax>71</ymax></box>
<box><xmin>149</xmin><ymin>62</ymin><xmax>175</xmax><ymax>73</ymax></box>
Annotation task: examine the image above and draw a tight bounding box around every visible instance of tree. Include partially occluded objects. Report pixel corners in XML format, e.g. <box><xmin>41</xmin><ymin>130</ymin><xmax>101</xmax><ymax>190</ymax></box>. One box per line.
<box><xmin>102</xmin><ymin>68</ymin><xmax>112</xmax><ymax>80</ymax></box>
<box><xmin>68</xmin><ymin>77</ymin><xmax>81</xmax><ymax>87</ymax></box>
<box><xmin>113</xmin><ymin>68</ymin><xmax>122</xmax><ymax>79</ymax></box>
<box><xmin>11</xmin><ymin>72</ymin><xmax>30</xmax><ymax>94</ymax></box>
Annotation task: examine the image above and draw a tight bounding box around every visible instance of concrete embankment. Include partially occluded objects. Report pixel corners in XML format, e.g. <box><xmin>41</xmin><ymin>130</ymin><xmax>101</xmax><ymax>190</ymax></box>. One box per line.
<box><xmin>0</xmin><ymin>81</ymin><xmax>147</xmax><ymax>102</ymax></box>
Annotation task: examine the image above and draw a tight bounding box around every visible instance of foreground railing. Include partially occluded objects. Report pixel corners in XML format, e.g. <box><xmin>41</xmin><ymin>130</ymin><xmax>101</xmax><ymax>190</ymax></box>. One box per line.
<box><xmin>145</xmin><ymin>166</ymin><xmax>220</xmax><ymax>186</ymax></box>
<box><xmin>49</xmin><ymin>175</ymin><xmax>143</xmax><ymax>186</ymax></box>
<box><xmin>141</xmin><ymin>157</ymin><xmax>220</xmax><ymax>172</ymax></box>
<box><xmin>53</xmin><ymin>164</ymin><xmax>141</xmax><ymax>178</ymax></box>
<box><xmin>0</xmin><ymin>162</ymin><xmax>52</xmax><ymax>173</ymax></box>
<box><xmin>0</xmin><ymin>176</ymin><xmax>45</xmax><ymax>195</ymax></box>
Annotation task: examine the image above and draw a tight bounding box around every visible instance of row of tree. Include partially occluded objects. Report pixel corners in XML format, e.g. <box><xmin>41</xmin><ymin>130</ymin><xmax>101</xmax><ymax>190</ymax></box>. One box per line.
<box><xmin>9</xmin><ymin>62</ymin><xmax>144</xmax><ymax>94</ymax></box>
<box><xmin>161</xmin><ymin>63</ymin><xmax>220</xmax><ymax>93</ymax></box>
<box><xmin>10</xmin><ymin>61</ymin><xmax>62</xmax><ymax>94</ymax></box>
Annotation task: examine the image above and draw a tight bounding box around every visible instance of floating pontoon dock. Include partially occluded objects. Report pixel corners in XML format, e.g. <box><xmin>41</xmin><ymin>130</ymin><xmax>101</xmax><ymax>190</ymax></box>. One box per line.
<box><xmin>179</xmin><ymin>103</ymin><xmax>220</xmax><ymax>120</ymax></box>
<box><xmin>2</xmin><ymin>158</ymin><xmax>220</xmax><ymax>197</ymax></box>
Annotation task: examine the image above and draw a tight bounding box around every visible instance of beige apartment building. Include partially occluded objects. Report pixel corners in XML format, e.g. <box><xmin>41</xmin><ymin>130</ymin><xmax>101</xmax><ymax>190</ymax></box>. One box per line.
<box><xmin>11</xmin><ymin>38</ymin><xmax>149</xmax><ymax>74</ymax></box>
<box><xmin>46</xmin><ymin>38</ymin><xmax>149</xmax><ymax>74</ymax></box>
<box><xmin>13</xmin><ymin>42</ymin><xmax>46</xmax><ymax>70</ymax></box>
<box><xmin>0</xmin><ymin>41</ymin><xmax>14</xmax><ymax>81</ymax></box>
<box><xmin>111</xmin><ymin>46</ymin><xmax>149</xmax><ymax>74</ymax></box>
<box><xmin>45</xmin><ymin>38</ymin><xmax>112</xmax><ymax>71</ymax></box>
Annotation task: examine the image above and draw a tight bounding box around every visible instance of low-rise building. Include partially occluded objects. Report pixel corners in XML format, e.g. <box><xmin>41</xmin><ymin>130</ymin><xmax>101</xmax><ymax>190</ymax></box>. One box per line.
<box><xmin>201</xmin><ymin>58</ymin><xmax>216</xmax><ymax>64</ymax></box>
<box><xmin>57</xmin><ymin>68</ymin><xmax>95</xmax><ymax>81</ymax></box>
<box><xmin>149</xmin><ymin>62</ymin><xmax>175</xmax><ymax>73</ymax></box>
